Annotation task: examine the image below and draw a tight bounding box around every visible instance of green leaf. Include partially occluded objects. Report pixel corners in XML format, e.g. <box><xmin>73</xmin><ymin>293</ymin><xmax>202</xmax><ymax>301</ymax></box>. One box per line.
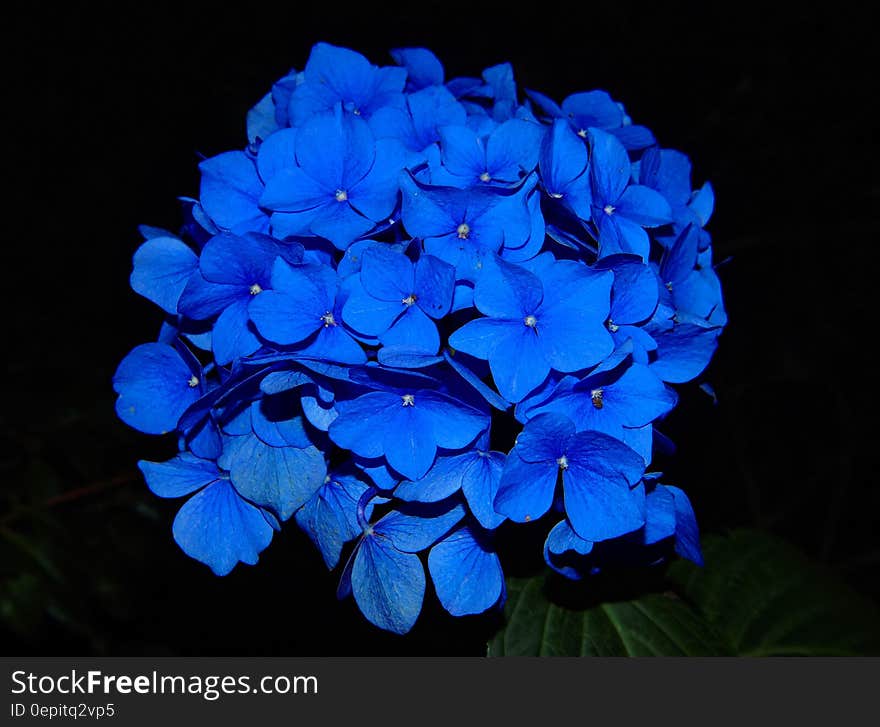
<box><xmin>488</xmin><ymin>577</ymin><xmax>731</xmax><ymax>656</ymax></box>
<box><xmin>668</xmin><ymin>529</ymin><xmax>880</xmax><ymax>656</ymax></box>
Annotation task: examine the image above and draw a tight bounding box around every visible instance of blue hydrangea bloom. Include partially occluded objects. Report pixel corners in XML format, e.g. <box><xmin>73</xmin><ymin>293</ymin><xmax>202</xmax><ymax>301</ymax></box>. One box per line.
<box><xmin>115</xmin><ymin>43</ymin><xmax>725</xmax><ymax>634</ymax></box>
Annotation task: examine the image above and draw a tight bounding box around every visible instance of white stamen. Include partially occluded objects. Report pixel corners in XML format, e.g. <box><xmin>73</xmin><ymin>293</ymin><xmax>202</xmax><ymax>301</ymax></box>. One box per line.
<box><xmin>457</xmin><ymin>223</ymin><xmax>470</xmax><ymax>239</ymax></box>
<box><xmin>603</xmin><ymin>204</ymin><xmax>615</xmax><ymax>215</ymax></box>
<box><xmin>187</xmin><ymin>375</ymin><xmax>200</xmax><ymax>388</ymax></box>
<box><xmin>335</xmin><ymin>189</ymin><xmax>348</xmax><ymax>202</ymax></box>
<box><xmin>321</xmin><ymin>311</ymin><xmax>336</xmax><ymax>327</ymax></box>
<box><xmin>524</xmin><ymin>314</ymin><xmax>538</xmax><ymax>328</ymax></box>
<box><xmin>557</xmin><ymin>455</ymin><xmax>569</xmax><ymax>470</ymax></box>
<box><xmin>577</xmin><ymin>129</ymin><xmax>588</xmax><ymax>138</ymax></box>
<box><xmin>665</xmin><ymin>281</ymin><xmax>674</xmax><ymax>292</ymax></box>
<box><xmin>249</xmin><ymin>283</ymin><xmax>263</xmax><ymax>295</ymax></box>
<box><xmin>607</xmin><ymin>319</ymin><xmax>619</xmax><ymax>333</ymax></box>
<box><xmin>479</xmin><ymin>172</ymin><xmax>492</xmax><ymax>183</ymax></box>
<box><xmin>401</xmin><ymin>394</ymin><xmax>415</xmax><ymax>407</ymax></box>
<box><xmin>548</xmin><ymin>192</ymin><xmax>564</xmax><ymax>199</ymax></box>
<box><xmin>402</xmin><ymin>294</ymin><xmax>417</xmax><ymax>307</ymax></box>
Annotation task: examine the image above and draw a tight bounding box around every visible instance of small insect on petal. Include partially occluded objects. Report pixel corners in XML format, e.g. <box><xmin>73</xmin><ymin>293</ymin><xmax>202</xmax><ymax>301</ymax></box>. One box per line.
<box><xmin>590</xmin><ymin>389</ymin><xmax>604</xmax><ymax>409</ymax></box>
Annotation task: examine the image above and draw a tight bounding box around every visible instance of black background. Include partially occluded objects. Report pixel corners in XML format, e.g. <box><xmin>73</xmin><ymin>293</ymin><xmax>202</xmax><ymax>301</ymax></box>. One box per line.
<box><xmin>3</xmin><ymin>1</ymin><xmax>877</xmax><ymax>655</ymax></box>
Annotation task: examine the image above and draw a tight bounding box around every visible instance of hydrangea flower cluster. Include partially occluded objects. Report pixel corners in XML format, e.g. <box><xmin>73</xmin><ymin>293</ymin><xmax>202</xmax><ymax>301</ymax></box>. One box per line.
<box><xmin>114</xmin><ymin>43</ymin><xmax>725</xmax><ymax>634</ymax></box>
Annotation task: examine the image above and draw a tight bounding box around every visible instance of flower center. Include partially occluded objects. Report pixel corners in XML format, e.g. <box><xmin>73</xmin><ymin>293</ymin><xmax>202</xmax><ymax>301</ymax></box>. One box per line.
<box><xmin>401</xmin><ymin>394</ymin><xmax>415</xmax><ymax>407</ymax></box>
<box><xmin>577</xmin><ymin>128</ymin><xmax>588</xmax><ymax>138</ymax></box>
<box><xmin>402</xmin><ymin>294</ymin><xmax>417</xmax><ymax>307</ymax></box>
<box><xmin>321</xmin><ymin>311</ymin><xmax>336</xmax><ymax>327</ymax></box>
<box><xmin>335</xmin><ymin>189</ymin><xmax>348</xmax><ymax>202</ymax></box>
<box><xmin>249</xmin><ymin>283</ymin><xmax>263</xmax><ymax>295</ymax></box>
<box><xmin>603</xmin><ymin>204</ymin><xmax>615</xmax><ymax>215</ymax></box>
<box><xmin>557</xmin><ymin>455</ymin><xmax>569</xmax><ymax>470</ymax></box>
<box><xmin>524</xmin><ymin>314</ymin><xmax>538</xmax><ymax>328</ymax></box>
<box><xmin>607</xmin><ymin>319</ymin><xmax>619</xmax><ymax>333</ymax></box>
<box><xmin>479</xmin><ymin>172</ymin><xmax>491</xmax><ymax>183</ymax></box>
<box><xmin>548</xmin><ymin>191</ymin><xmax>564</xmax><ymax>199</ymax></box>
<box><xmin>187</xmin><ymin>375</ymin><xmax>200</xmax><ymax>388</ymax></box>
<box><xmin>457</xmin><ymin>223</ymin><xmax>470</xmax><ymax>239</ymax></box>
<box><xmin>591</xmin><ymin>388</ymin><xmax>604</xmax><ymax>410</ymax></box>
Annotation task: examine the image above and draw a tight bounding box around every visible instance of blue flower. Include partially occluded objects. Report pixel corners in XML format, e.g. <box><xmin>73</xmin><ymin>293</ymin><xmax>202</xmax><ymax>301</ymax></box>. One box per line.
<box><xmin>528</xmin><ymin>88</ymin><xmax>656</xmax><ymax>150</ymax></box>
<box><xmin>449</xmin><ymin>255</ymin><xmax>613</xmax><ymax>401</ymax></box>
<box><xmin>287</xmin><ymin>43</ymin><xmax>406</xmax><ymax>124</ymax></box>
<box><xmin>369</xmin><ymin>85</ymin><xmax>466</xmax><ymax>163</ymax></box>
<box><xmin>432</xmin><ymin>119</ymin><xmax>543</xmax><ymax>188</ymax></box>
<box><xmin>496</xmin><ymin>412</ymin><xmax>646</xmax><ymax>541</ymax></box>
<box><xmin>249</xmin><ymin>258</ymin><xmax>366</xmax><ymax>365</ymax></box>
<box><xmin>329</xmin><ymin>384</ymin><xmax>489</xmax><ymax>480</ymax></box>
<box><xmin>341</xmin><ymin>245</ymin><xmax>455</xmax><ymax>360</ymax></box>
<box><xmin>139</xmin><ymin>453</ymin><xmax>275</xmax><ymax>575</ymax></box>
<box><xmin>589</xmin><ymin>128</ymin><xmax>672</xmax><ymax>260</ymax></box>
<box><xmin>399</xmin><ymin>173</ymin><xmax>538</xmax><ymax>279</ymax></box>
<box><xmin>338</xmin><ymin>499</ymin><xmax>464</xmax><ymax>634</ymax></box>
<box><xmin>113</xmin><ymin>342</ymin><xmax>203</xmax><ymax>435</ymax></box>
<box><xmin>177</xmin><ymin>233</ymin><xmax>304</xmax><ymax>364</ymax></box>
<box><xmin>117</xmin><ymin>42</ymin><xmax>724</xmax><ymax>635</ymax></box>
<box><xmin>260</xmin><ymin>107</ymin><xmax>405</xmax><ymax>248</ymax></box>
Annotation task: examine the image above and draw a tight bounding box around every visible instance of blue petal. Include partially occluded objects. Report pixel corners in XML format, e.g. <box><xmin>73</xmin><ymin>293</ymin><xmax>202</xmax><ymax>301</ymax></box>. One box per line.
<box><xmin>295</xmin><ymin>474</ymin><xmax>370</xmax><ymax>569</ymax></box>
<box><xmin>489</xmin><ymin>325</ymin><xmax>550</xmax><ymax>403</ymax></box>
<box><xmin>250</xmin><ymin>400</ymin><xmax>313</xmax><ymax>448</ymax></box>
<box><xmin>487</xmin><ymin>119</ymin><xmax>542</xmax><ymax>181</ymax></box>
<box><xmin>448</xmin><ymin>316</ymin><xmax>512</xmax><ymax>359</ymax></box>
<box><xmin>212</xmin><ymin>298</ymin><xmax>260</xmax><ymax>365</ymax></box>
<box><xmin>414</xmin><ymin>254</ymin><xmax>455</xmax><ymax>319</ymax></box>
<box><xmin>177</xmin><ymin>271</ymin><xmax>242</xmax><ymax>320</ymax></box>
<box><xmin>256</xmin><ymin>127</ymin><xmax>297</xmax><ymax>184</ymax></box>
<box><xmin>391</xmin><ymin>47</ymin><xmax>444</xmax><ymax>90</ymax></box>
<box><xmin>395</xmin><ymin>451</ymin><xmax>475</xmax><ymax>502</ymax></box>
<box><xmin>515</xmin><ymin>411</ymin><xmax>574</xmax><ymax>462</ymax></box>
<box><xmin>589</xmin><ymin>128</ymin><xmax>631</xmax><ymax>204</ymax></box>
<box><xmin>563</xmin><ymin>431</ymin><xmax>646</xmax><ymax>541</ymax></box>
<box><xmin>373</xmin><ymin>501</ymin><xmax>465</xmax><ymax>553</ymax></box>
<box><xmin>347</xmin><ymin>138</ymin><xmax>406</xmax><ymax>223</ymax></box>
<box><xmin>360</xmin><ymin>244</ymin><xmax>414</xmax><ymax>300</ymax></box>
<box><xmin>546</xmin><ymin>519</ymin><xmax>594</xmax><ymax>556</ymax></box>
<box><xmin>428</xmin><ymin>527</ymin><xmax>504</xmax><ymax>616</ymax></box>
<box><xmin>604</xmin><ymin>256</ymin><xmax>660</xmax><ymax>325</ymax></box>
<box><xmin>351</xmin><ymin>535</ymin><xmax>424</xmax><ymax>634</ymax></box>
<box><xmin>495</xmin><ymin>449</ymin><xmax>558</xmax><ymax>523</ymax></box>
<box><xmin>420</xmin><ymin>391</ymin><xmax>489</xmax><ymax>450</ymax></box>
<box><xmin>649</xmin><ymin>323</ymin><xmax>721</xmax><ymax>384</ymax></box>
<box><xmin>562</xmin><ymin>91</ymin><xmax>623</xmax><ymax>131</ymax></box>
<box><xmin>329</xmin><ymin>391</ymin><xmax>401</xmax><ymax>459</ymax></box>
<box><xmin>199</xmin><ymin>151</ymin><xmax>267</xmax><ymax>234</ymax></box>
<box><xmin>438</xmin><ymin>125</ymin><xmax>485</xmax><ymax>182</ymax></box>
<box><xmin>172</xmin><ymin>480</ymin><xmax>273</xmax><ymax>576</ymax></box>
<box><xmin>644</xmin><ymin>484</ymin><xmax>676</xmax><ymax>545</ymax></box>
<box><xmin>139</xmin><ymin>453</ymin><xmax>222</xmax><ymax>499</ymax></box>
<box><xmin>383</xmin><ymin>404</ymin><xmax>437</xmax><ymax>480</ymax></box>
<box><xmin>460</xmin><ymin>451</ymin><xmax>507</xmax><ymax>529</ymax></box>
<box><xmin>130</xmin><ymin>237</ymin><xmax>198</xmax><ymax>315</ymax></box>
<box><xmin>616</xmin><ymin>185</ymin><xmax>673</xmax><ymax>227</ymax></box>
<box><xmin>302</xmin><ymin>324</ymin><xmax>368</xmax><ymax>365</ymax></box>
<box><xmin>113</xmin><ymin>343</ymin><xmax>201</xmax><ymax>435</ymax></box>
<box><xmin>539</xmin><ymin>119</ymin><xmax>589</xmax><ymax>198</ymax></box>
<box><xmin>341</xmin><ymin>283</ymin><xmax>405</xmax><ymax>336</ymax></box>
<box><xmin>442</xmin><ymin>348</ymin><xmax>511</xmax><ymax>412</ymax></box>
<box><xmin>218</xmin><ymin>433</ymin><xmax>326</xmax><ymax>521</ymax></box>
<box><xmin>474</xmin><ymin>255</ymin><xmax>543</xmax><ymax>319</ymax></box>
<box><xmin>381</xmin><ymin>305</ymin><xmax>440</xmax><ymax>354</ymax></box>
<box><xmin>665</xmin><ymin>485</ymin><xmax>703</xmax><ymax>565</ymax></box>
